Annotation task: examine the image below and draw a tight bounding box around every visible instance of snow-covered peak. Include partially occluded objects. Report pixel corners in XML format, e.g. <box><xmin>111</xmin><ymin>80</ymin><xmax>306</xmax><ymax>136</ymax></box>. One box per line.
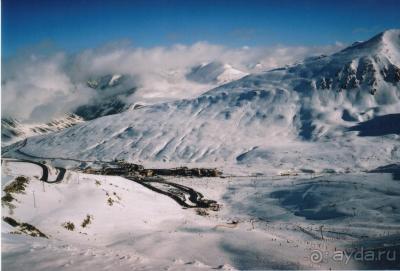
<box><xmin>186</xmin><ymin>61</ymin><xmax>248</xmax><ymax>85</ymax></box>
<box><xmin>379</xmin><ymin>28</ymin><xmax>400</xmax><ymax>45</ymax></box>
<box><xmin>339</xmin><ymin>29</ymin><xmax>399</xmax><ymax>57</ymax></box>
<box><xmin>11</xmin><ymin>30</ymin><xmax>400</xmax><ymax>171</ymax></box>
<box><xmin>218</xmin><ymin>63</ymin><xmax>249</xmax><ymax>84</ymax></box>
<box><xmin>108</xmin><ymin>74</ymin><xmax>123</xmax><ymax>86</ymax></box>
<box><xmin>87</xmin><ymin>74</ymin><xmax>124</xmax><ymax>90</ymax></box>
<box><xmin>285</xmin><ymin>29</ymin><xmax>400</xmax><ymax>94</ymax></box>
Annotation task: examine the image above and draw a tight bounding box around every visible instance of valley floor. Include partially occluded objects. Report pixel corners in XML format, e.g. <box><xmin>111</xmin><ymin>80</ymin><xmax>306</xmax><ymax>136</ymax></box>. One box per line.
<box><xmin>2</xmin><ymin>159</ymin><xmax>400</xmax><ymax>270</ymax></box>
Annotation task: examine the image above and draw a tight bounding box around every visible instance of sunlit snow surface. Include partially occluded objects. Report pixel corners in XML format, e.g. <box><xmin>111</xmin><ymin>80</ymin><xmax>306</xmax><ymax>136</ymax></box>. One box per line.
<box><xmin>11</xmin><ymin>30</ymin><xmax>400</xmax><ymax>175</ymax></box>
<box><xmin>2</xmin><ymin>30</ymin><xmax>400</xmax><ymax>270</ymax></box>
<box><xmin>2</xmin><ymin>161</ymin><xmax>400</xmax><ymax>270</ymax></box>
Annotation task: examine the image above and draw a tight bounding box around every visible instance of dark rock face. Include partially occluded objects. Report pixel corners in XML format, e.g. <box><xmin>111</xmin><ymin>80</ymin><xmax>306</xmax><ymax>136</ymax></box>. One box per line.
<box><xmin>314</xmin><ymin>56</ymin><xmax>399</xmax><ymax>93</ymax></box>
<box><xmin>75</xmin><ymin>74</ymin><xmax>137</xmax><ymax>120</ymax></box>
<box><xmin>291</xmin><ymin>31</ymin><xmax>400</xmax><ymax>96</ymax></box>
<box><xmin>381</xmin><ymin>63</ymin><xmax>400</xmax><ymax>84</ymax></box>
<box><xmin>75</xmin><ymin>99</ymin><xmax>127</xmax><ymax>121</ymax></box>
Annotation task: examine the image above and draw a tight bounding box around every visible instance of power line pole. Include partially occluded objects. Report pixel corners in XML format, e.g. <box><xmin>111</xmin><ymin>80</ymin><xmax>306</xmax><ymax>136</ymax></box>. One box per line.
<box><xmin>33</xmin><ymin>191</ymin><xmax>36</xmax><ymax>208</ymax></box>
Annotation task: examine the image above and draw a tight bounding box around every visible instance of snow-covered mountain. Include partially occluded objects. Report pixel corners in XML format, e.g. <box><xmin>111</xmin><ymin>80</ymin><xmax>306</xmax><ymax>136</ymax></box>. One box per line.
<box><xmin>2</xmin><ymin>62</ymin><xmax>247</xmax><ymax>146</ymax></box>
<box><xmin>75</xmin><ymin>64</ymin><xmax>247</xmax><ymax>120</ymax></box>
<box><xmin>1</xmin><ymin>114</ymin><xmax>83</xmax><ymax>146</ymax></box>
<box><xmin>11</xmin><ymin>30</ymin><xmax>400</xmax><ymax>173</ymax></box>
<box><xmin>288</xmin><ymin>29</ymin><xmax>400</xmax><ymax>94</ymax></box>
<box><xmin>3</xmin><ymin>31</ymin><xmax>400</xmax><ymax>271</ymax></box>
<box><xmin>186</xmin><ymin>61</ymin><xmax>248</xmax><ymax>85</ymax></box>
<box><xmin>73</xmin><ymin>74</ymin><xmax>136</xmax><ymax>120</ymax></box>
<box><xmin>86</xmin><ymin>74</ymin><xmax>125</xmax><ymax>89</ymax></box>
<box><xmin>1</xmin><ymin>74</ymin><xmax>132</xmax><ymax>146</ymax></box>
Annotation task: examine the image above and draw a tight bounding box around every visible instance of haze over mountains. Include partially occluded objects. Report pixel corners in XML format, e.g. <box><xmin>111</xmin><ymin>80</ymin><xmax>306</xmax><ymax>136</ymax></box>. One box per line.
<box><xmin>1</xmin><ymin>60</ymin><xmax>248</xmax><ymax>143</ymax></box>
<box><xmin>4</xmin><ymin>0</ymin><xmax>400</xmax><ymax>269</ymax></box>
<box><xmin>2</xmin><ymin>40</ymin><xmax>345</xmax><ymax>121</ymax></box>
<box><xmin>8</xmin><ymin>29</ymin><xmax>400</xmax><ymax>174</ymax></box>
<box><xmin>2</xmin><ymin>28</ymin><xmax>400</xmax><ymax>271</ymax></box>
<box><xmin>1</xmin><ymin>38</ymin><xmax>346</xmax><ymax>144</ymax></box>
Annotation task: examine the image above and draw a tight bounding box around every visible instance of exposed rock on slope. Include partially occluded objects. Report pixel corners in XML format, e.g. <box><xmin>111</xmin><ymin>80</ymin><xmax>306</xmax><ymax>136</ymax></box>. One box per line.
<box><xmin>1</xmin><ymin>114</ymin><xmax>83</xmax><ymax>146</ymax></box>
<box><xmin>11</xmin><ymin>30</ymin><xmax>400</xmax><ymax>172</ymax></box>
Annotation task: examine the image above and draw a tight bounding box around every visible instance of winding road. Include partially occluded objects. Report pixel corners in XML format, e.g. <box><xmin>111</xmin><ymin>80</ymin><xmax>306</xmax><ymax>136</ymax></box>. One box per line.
<box><xmin>3</xmin><ymin>157</ymin><xmax>217</xmax><ymax>209</ymax></box>
<box><xmin>127</xmin><ymin>177</ymin><xmax>218</xmax><ymax>209</ymax></box>
<box><xmin>2</xmin><ymin>159</ymin><xmax>66</xmax><ymax>184</ymax></box>
<box><xmin>4</xmin><ymin>139</ymin><xmax>218</xmax><ymax>209</ymax></box>
<box><xmin>9</xmin><ymin>139</ymin><xmax>113</xmax><ymax>164</ymax></box>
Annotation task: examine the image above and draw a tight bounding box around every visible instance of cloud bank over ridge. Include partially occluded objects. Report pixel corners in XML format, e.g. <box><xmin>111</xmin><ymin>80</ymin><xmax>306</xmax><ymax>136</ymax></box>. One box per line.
<box><xmin>2</xmin><ymin>41</ymin><xmax>345</xmax><ymax>122</ymax></box>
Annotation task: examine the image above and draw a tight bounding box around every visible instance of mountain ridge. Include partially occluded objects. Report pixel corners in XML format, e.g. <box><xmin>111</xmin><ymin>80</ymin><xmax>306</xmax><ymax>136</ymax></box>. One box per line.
<box><xmin>1</xmin><ymin>114</ymin><xmax>83</xmax><ymax>147</ymax></box>
<box><xmin>7</xmin><ymin>30</ymin><xmax>400</xmax><ymax>173</ymax></box>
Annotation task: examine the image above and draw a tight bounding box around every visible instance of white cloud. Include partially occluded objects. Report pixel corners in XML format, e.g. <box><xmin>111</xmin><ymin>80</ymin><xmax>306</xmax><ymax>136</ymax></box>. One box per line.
<box><xmin>2</xmin><ymin>53</ymin><xmax>95</xmax><ymax>122</ymax></box>
<box><xmin>2</xmin><ymin>41</ymin><xmax>345</xmax><ymax>122</ymax></box>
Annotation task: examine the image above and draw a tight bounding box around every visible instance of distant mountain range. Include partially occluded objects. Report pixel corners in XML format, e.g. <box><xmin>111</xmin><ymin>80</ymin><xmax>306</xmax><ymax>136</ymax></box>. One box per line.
<box><xmin>1</xmin><ymin>114</ymin><xmax>83</xmax><ymax>146</ymax></box>
<box><xmin>186</xmin><ymin>61</ymin><xmax>248</xmax><ymax>85</ymax></box>
<box><xmin>5</xmin><ymin>30</ymin><xmax>400</xmax><ymax>173</ymax></box>
<box><xmin>2</xmin><ymin>61</ymin><xmax>247</xmax><ymax>143</ymax></box>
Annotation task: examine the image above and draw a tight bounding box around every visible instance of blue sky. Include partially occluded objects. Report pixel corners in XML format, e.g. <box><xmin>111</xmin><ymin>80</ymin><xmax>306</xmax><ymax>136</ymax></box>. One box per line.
<box><xmin>2</xmin><ymin>0</ymin><xmax>400</xmax><ymax>57</ymax></box>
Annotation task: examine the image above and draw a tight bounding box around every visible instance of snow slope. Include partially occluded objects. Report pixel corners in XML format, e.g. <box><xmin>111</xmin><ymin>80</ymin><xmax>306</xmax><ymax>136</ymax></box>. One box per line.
<box><xmin>2</xmin><ymin>160</ymin><xmax>399</xmax><ymax>270</ymax></box>
<box><xmin>1</xmin><ymin>114</ymin><xmax>83</xmax><ymax>147</ymax></box>
<box><xmin>11</xmin><ymin>30</ymin><xmax>400</xmax><ymax>174</ymax></box>
<box><xmin>2</xmin><ymin>30</ymin><xmax>400</xmax><ymax>271</ymax></box>
<box><xmin>76</xmin><ymin>63</ymin><xmax>247</xmax><ymax>120</ymax></box>
<box><xmin>186</xmin><ymin>61</ymin><xmax>248</xmax><ymax>85</ymax></box>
